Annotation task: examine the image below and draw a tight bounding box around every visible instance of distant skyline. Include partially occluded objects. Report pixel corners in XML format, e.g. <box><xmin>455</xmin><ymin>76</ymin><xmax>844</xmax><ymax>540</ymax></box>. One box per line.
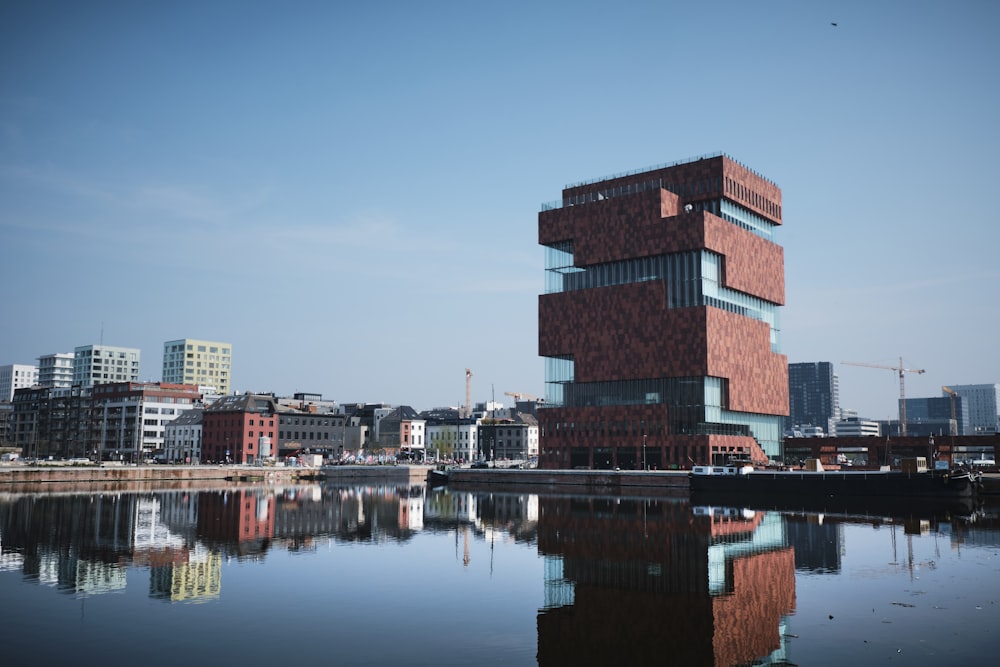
<box><xmin>2</xmin><ymin>1</ymin><xmax>998</xmax><ymax>418</ymax></box>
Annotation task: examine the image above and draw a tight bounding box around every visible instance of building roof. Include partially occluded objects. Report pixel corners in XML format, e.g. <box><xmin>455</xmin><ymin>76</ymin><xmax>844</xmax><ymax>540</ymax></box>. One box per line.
<box><xmin>169</xmin><ymin>408</ymin><xmax>204</xmax><ymax>427</ymax></box>
<box><xmin>205</xmin><ymin>393</ymin><xmax>278</xmax><ymax>414</ymax></box>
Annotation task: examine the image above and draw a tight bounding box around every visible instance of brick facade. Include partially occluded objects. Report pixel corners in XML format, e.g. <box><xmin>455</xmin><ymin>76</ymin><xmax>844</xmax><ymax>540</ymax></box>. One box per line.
<box><xmin>538</xmin><ymin>155</ymin><xmax>787</xmax><ymax>469</ymax></box>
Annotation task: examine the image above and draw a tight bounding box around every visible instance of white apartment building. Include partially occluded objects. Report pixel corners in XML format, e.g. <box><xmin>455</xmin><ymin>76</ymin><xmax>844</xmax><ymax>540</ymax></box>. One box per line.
<box><xmin>163</xmin><ymin>408</ymin><xmax>204</xmax><ymax>463</ymax></box>
<box><xmin>73</xmin><ymin>345</ymin><xmax>140</xmax><ymax>387</ymax></box>
<box><xmin>946</xmin><ymin>384</ymin><xmax>1000</xmax><ymax>434</ymax></box>
<box><xmin>0</xmin><ymin>364</ymin><xmax>38</xmax><ymax>401</ymax></box>
<box><xmin>162</xmin><ymin>339</ymin><xmax>232</xmax><ymax>396</ymax></box>
<box><xmin>426</xmin><ymin>422</ymin><xmax>479</xmax><ymax>462</ymax></box>
<box><xmin>38</xmin><ymin>352</ymin><xmax>74</xmax><ymax>388</ymax></box>
<box><xmin>834</xmin><ymin>418</ymin><xmax>881</xmax><ymax>437</ymax></box>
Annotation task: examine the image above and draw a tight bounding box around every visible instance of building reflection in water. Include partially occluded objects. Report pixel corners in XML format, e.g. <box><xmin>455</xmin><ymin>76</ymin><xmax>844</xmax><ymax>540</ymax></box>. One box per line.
<box><xmin>536</xmin><ymin>497</ymin><xmax>796</xmax><ymax>667</ymax></box>
<box><xmin>0</xmin><ymin>482</ymin><xmax>444</xmax><ymax>603</ymax></box>
<box><xmin>4</xmin><ymin>482</ymin><xmax>998</xmax><ymax>665</ymax></box>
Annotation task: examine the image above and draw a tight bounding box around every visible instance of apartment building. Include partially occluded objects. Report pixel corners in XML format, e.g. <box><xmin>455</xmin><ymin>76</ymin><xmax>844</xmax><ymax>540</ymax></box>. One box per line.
<box><xmin>73</xmin><ymin>345</ymin><xmax>140</xmax><ymax>387</ymax></box>
<box><xmin>162</xmin><ymin>338</ymin><xmax>232</xmax><ymax>397</ymax></box>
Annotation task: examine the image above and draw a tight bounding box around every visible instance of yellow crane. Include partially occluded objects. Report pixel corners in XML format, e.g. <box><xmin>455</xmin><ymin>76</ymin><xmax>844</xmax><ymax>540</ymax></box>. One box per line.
<box><xmin>504</xmin><ymin>391</ymin><xmax>538</xmax><ymax>402</ymax></box>
<box><xmin>842</xmin><ymin>357</ymin><xmax>925</xmax><ymax>436</ymax></box>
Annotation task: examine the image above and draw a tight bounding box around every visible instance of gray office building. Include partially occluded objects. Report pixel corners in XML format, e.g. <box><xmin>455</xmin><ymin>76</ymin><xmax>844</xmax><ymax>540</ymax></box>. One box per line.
<box><xmin>787</xmin><ymin>362</ymin><xmax>839</xmax><ymax>436</ymax></box>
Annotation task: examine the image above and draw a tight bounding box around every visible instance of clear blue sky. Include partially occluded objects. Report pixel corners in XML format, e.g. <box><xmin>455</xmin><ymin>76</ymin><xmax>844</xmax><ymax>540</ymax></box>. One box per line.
<box><xmin>2</xmin><ymin>1</ymin><xmax>998</xmax><ymax>419</ymax></box>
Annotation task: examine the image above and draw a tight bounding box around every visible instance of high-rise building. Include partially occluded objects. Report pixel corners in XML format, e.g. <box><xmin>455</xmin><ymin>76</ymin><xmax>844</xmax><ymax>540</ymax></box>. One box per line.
<box><xmin>537</xmin><ymin>153</ymin><xmax>787</xmax><ymax>469</ymax></box>
<box><xmin>37</xmin><ymin>352</ymin><xmax>74</xmax><ymax>388</ymax></box>
<box><xmin>162</xmin><ymin>339</ymin><xmax>232</xmax><ymax>396</ymax></box>
<box><xmin>787</xmin><ymin>362</ymin><xmax>839</xmax><ymax>435</ymax></box>
<box><xmin>0</xmin><ymin>363</ymin><xmax>38</xmax><ymax>401</ymax></box>
<box><xmin>73</xmin><ymin>345</ymin><xmax>141</xmax><ymax>387</ymax></box>
<box><xmin>944</xmin><ymin>384</ymin><xmax>999</xmax><ymax>434</ymax></box>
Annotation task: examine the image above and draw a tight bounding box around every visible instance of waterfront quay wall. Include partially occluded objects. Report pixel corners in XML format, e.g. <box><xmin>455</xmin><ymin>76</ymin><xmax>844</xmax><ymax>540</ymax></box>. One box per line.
<box><xmin>0</xmin><ymin>463</ymin><xmax>432</xmax><ymax>492</ymax></box>
<box><xmin>320</xmin><ymin>465</ymin><xmax>431</xmax><ymax>485</ymax></box>
<box><xmin>443</xmin><ymin>468</ymin><xmax>690</xmax><ymax>497</ymax></box>
<box><xmin>0</xmin><ymin>464</ymin><xmax>240</xmax><ymax>486</ymax></box>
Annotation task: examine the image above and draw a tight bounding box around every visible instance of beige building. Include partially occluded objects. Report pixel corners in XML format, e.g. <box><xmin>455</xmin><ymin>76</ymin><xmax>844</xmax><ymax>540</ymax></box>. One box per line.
<box><xmin>162</xmin><ymin>339</ymin><xmax>232</xmax><ymax>396</ymax></box>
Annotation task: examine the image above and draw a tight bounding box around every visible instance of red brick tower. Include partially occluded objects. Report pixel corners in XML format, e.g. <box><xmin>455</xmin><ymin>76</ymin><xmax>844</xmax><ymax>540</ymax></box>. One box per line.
<box><xmin>538</xmin><ymin>154</ymin><xmax>788</xmax><ymax>469</ymax></box>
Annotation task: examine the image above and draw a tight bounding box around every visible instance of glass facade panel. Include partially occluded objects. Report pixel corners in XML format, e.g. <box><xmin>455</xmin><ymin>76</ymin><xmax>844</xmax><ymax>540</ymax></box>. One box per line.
<box><xmin>720</xmin><ymin>199</ymin><xmax>775</xmax><ymax>241</ymax></box>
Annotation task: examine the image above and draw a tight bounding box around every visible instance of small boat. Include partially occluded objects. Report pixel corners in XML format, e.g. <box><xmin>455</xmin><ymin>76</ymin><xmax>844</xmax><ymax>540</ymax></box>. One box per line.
<box><xmin>428</xmin><ymin>467</ymin><xmax>449</xmax><ymax>488</ymax></box>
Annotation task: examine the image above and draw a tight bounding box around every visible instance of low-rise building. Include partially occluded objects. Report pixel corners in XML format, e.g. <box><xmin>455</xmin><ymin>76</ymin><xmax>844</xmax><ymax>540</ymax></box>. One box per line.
<box><xmin>423</xmin><ymin>407</ymin><xmax>479</xmax><ymax>462</ymax></box>
<box><xmin>202</xmin><ymin>393</ymin><xmax>278</xmax><ymax>464</ymax></box>
<box><xmin>478</xmin><ymin>411</ymin><xmax>539</xmax><ymax>464</ymax></box>
<box><xmin>163</xmin><ymin>408</ymin><xmax>204</xmax><ymax>463</ymax></box>
<box><xmin>276</xmin><ymin>393</ymin><xmax>347</xmax><ymax>460</ymax></box>
<box><xmin>833</xmin><ymin>418</ymin><xmax>881</xmax><ymax>438</ymax></box>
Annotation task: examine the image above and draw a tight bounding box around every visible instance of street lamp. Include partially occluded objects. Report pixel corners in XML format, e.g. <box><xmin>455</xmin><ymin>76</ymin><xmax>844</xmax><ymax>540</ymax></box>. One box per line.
<box><xmin>642</xmin><ymin>434</ymin><xmax>647</xmax><ymax>471</ymax></box>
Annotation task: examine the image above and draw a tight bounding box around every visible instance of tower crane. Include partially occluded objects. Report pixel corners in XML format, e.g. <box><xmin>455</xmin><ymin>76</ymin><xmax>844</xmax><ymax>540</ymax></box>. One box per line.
<box><xmin>504</xmin><ymin>391</ymin><xmax>538</xmax><ymax>402</ymax></box>
<box><xmin>841</xmin><ymin>357</ymin><xmax>925</xmax><ymax>436</ymax></box>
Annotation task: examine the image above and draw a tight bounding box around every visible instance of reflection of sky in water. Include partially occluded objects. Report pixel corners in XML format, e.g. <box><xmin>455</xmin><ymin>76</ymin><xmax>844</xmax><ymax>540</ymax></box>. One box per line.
<box><xmin>790</xmin><ymin>518</ymin><xmax>1000</xmax><ymax>665</ymax></box>
<box><xmin>1</xmin><ymin>487</ymin><xmax>999</xmax><ymax>666</ymax></box>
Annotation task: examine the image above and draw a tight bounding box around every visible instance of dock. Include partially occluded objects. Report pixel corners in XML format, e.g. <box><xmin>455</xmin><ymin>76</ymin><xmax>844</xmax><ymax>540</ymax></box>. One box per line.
<box><xmin>438</xmin><ymin>467</ymin><xmax>690</xmax><ymax>497</ymax></box>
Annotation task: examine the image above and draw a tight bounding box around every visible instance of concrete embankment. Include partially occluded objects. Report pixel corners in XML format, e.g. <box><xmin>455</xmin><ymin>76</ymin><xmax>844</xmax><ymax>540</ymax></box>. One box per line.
<box><xmin>0</xmin><ymin>464</ymin><xmax>315</xmax><ymax>494</ymax></box>
<box><xmin>0</xmin><ymin>463</ymin><xmax>432</xmax><ymax>494</ymax></box>
<box><xmin>441</xmin><ymin>468</ymin><xmax>690</xmax><ymax>497</ymax></box>
<box><xmin>0</xmin><ymin>464</ymin><xmax>688</xmax><ymax>497</ymax></box>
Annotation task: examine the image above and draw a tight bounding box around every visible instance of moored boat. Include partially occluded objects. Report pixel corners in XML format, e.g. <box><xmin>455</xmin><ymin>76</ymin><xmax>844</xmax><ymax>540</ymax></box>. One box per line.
<box><xmin>689</xmin><ymin>458</ymin><xmax>981</xmax><ymax>500</ymax></box>
<box><xmin>428</xmin><ymin>467</ymin><xmax>450</xmax><ymax>488</ymax></box>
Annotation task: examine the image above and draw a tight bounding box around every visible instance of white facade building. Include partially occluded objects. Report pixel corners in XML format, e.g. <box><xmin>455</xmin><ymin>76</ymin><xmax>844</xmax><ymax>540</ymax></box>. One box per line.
<box><xmin>37</xmin><ymin>352</ymin><xmax>74</xmax><ymax>388</ymax></box>
<box><xmin>426</xmin><ymin>422</ymin><xmax>479</xmax><ymax>462</ymax></box>
<box><xmin>834</xmin><ymin>418</ymin><xmax>881</xmax><ymax>438</ymax></box>
<box><xmin>0</xmin><ymin>364</ymin><xmax>38</xmax><ymax>401</ymax></box>
<box><xmin>74</xmin><ymin>345</ymin><xmax>140</xmax><ymax>387</ymax></box>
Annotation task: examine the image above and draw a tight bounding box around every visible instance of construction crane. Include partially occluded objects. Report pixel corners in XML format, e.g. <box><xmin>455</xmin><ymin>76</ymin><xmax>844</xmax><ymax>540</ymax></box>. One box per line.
<box><xmin>504</xmin><ymin>391</ymin><xmax>538</xmax><ymax>402</ymax></box>
<box><xmin>464</xmin><ymin>368</ymin><xmax>473</xmax><ymax>419</ymax></box>
<box><xmin>842</xmin><ymin>357</ymin><xmax>925</xmax><ymax>436</ymax></box>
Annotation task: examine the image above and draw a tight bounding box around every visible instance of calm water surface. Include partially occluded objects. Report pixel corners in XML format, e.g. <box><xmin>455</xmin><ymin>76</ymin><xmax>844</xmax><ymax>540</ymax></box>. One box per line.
<box><xmin>1</xmin><ymin>482</ymin><xmax>998</xmax><ymax>666</ymax></box>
